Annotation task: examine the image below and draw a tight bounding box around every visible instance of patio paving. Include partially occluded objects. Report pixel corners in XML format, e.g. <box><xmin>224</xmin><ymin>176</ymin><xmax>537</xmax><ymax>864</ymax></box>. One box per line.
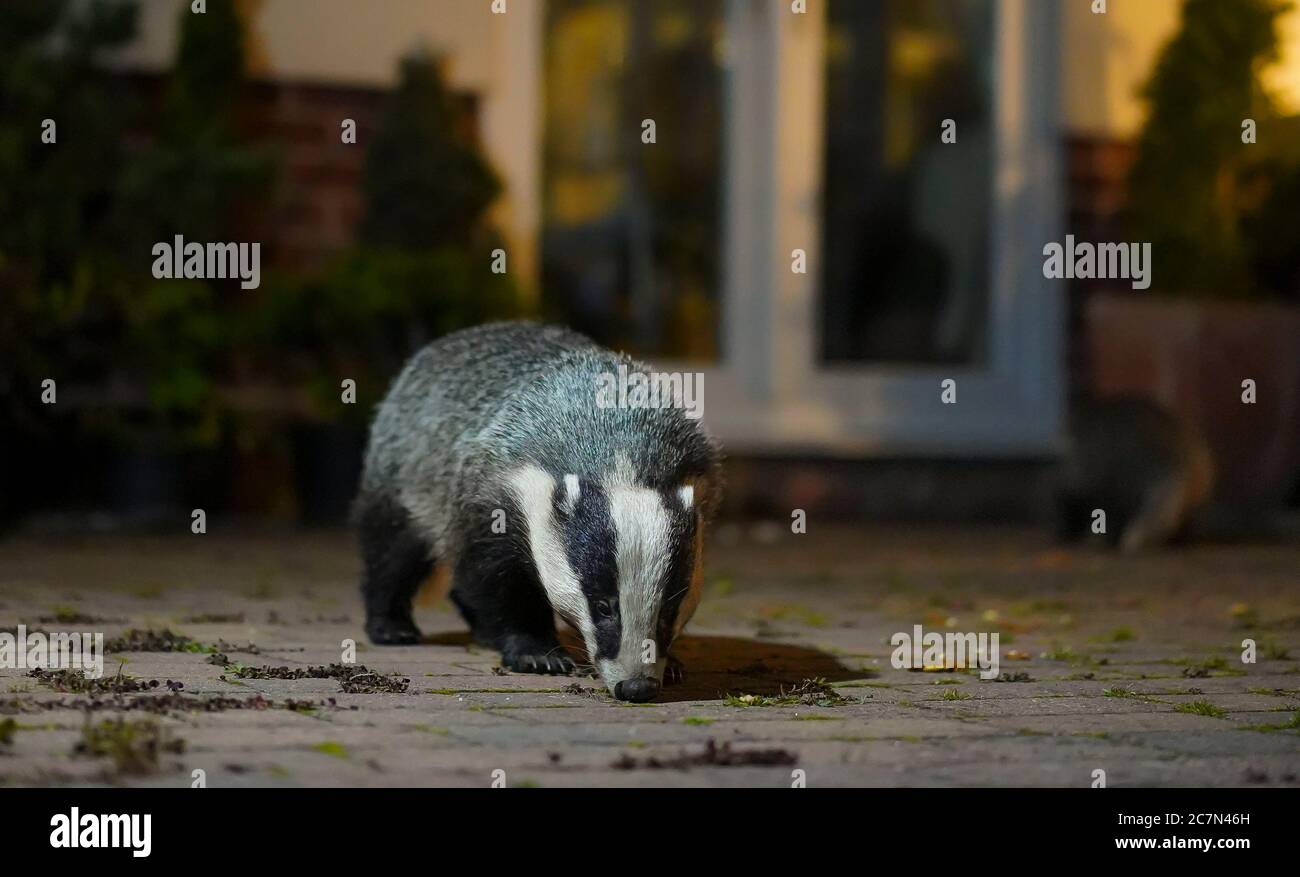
<box><xmin>1</xmin><ymin>525</ymin><xmax>1296</xmax><ymax>787</ymax></box>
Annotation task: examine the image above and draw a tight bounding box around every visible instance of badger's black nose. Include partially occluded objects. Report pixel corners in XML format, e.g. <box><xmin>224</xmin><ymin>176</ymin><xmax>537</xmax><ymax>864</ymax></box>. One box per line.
<box><xmin>613</xmin><ymin>677</ymin><xmax>660</xmax><ymax>702</ymax></box>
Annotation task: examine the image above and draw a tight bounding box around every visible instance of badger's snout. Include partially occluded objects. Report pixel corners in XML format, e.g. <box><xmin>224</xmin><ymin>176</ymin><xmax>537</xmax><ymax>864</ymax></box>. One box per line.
<box><xmin>612</xmin><ymin>677</ymin><xmax>660</xmax><ymax>702</ymax></box>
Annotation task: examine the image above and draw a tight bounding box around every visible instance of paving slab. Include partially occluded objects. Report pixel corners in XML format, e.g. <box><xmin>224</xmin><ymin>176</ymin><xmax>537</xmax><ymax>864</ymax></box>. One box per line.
<box><xmin>1</xmin><ymin>526</ymin><xmax>1296</xmax><ymax>787</ymax></box>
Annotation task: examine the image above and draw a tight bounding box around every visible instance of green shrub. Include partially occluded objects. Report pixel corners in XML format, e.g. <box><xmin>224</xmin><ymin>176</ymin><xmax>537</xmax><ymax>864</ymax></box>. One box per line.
<box><xmin>1126</xmin><ymin>0</ymin><xmax>1300</xmax><ymax>301</ymax></box>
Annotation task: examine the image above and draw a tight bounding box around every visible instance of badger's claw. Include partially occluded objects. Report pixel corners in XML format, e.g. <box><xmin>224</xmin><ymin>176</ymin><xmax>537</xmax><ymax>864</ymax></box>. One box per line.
<box><xmin>664</xmin><ymin>654</ymin><xmax>685</xmax><ymax>685</ymax></box>
<box><xmin>502</xmin><ymin>652</ymin><xmax>576</xmax><ymax>675</ymax></box>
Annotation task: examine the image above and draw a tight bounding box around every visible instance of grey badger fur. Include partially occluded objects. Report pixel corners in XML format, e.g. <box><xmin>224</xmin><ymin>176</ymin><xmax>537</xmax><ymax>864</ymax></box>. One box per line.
<box><xmin>356</xmin><ymin>322</ymin><xmax>721</xmax><ymax>702</ymax></box>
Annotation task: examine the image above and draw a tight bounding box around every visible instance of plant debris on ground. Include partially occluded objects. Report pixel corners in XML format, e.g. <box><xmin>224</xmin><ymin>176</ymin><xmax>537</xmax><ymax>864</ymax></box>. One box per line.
<box><xmin>1178</xmin><ymin>655</ymin><xmax>1242</xmax><ymax>678</ymax></box>
<box><xmin>74</xmin><ymin>718</ymin><xmax>185</xmax><ymax>776</ymax></box>
<box><xmin>23</xmin><ymin>667</ymin><xmax>343</xmax><ymax>714</ymax></box>
<box><xmin>219</xmin><ymin>662</ymin><xmax>410</xmax><ymax>694</ymax></box>
<box><xmin>613</xmin><ymin>739</ymin><xmax>797</xmax><ymax>770</ymax></box>
<box><xmin>37</xmin><ymin>609</ymin><xmax>119</xmax><ymax>625</ymax></box>
<box><xmin>724</xmin><ymin>677</ymin><xmax>857</xmax><ymax>708</ymax></box>
<box><xmin>561</xmin><ymin>683</ymin><xmax>605</xmax><ymax>699</ymax></box>
<box><xmin>104</xmin><ymin>628</ymin><xmax>216</xmax><ymax>653</ymax></box>
<box><xmin>3</xmin><ymin>692</ymin><xmax>350</xmax><ymax>716</ymax></box>
<box><xmin>28</xmin><ymin>667</ymin><xmax>169</xmax><ymax>695</ymax></box>
<box><xmin>182</xmin><ymin>613</ymin><xmax>246</xmax><ymax>624</ymax></box>
<box><xmin>100</xmin><ymin>629</ymin><xmax>260</xmax><ymax>657</ymax></box>
<box><xmin>213</xmin><ymin>639</ymin><xmax>261</xmax><ymax>654</ymax></box>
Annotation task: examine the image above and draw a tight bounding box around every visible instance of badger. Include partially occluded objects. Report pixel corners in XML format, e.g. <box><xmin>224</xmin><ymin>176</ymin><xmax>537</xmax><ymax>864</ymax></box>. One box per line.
<box><xmin>1055</xmin><ymin>394</ymin><xmax>1214</xmax><ymax>552</ymax></box>
<box><xmin>355</xmin><ymin>322</ymin><xmax>721</xmax><ymax>702</ymax></box>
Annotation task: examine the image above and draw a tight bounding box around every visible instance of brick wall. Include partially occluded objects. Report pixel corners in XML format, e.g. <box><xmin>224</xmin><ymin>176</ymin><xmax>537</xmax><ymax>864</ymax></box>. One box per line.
<box><xmin>244</xmin><ymin>80</ymin><xmax>380</xmax><ymax>267</ymax></box>
<box><xmin>119</xmin><ymin>73</ymin><xmax>481</xmax><ymax>269</ymax></box>
<box><xmin>1064</xmin><ymin>135</ymin><xmax>1138</xmax><ymax>402</ymax></box>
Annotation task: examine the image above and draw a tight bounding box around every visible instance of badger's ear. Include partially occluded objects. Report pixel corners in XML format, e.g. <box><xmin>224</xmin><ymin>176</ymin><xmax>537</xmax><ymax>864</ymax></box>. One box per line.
<box><xmin>560</xmin><ymin>473</ymin><xmax>581</xmax><ymax>515</ymax></box>
<box><xmin>678</xmin><ymin>483</ymin><xmax>695</xmax><ymax>511</ymax></box>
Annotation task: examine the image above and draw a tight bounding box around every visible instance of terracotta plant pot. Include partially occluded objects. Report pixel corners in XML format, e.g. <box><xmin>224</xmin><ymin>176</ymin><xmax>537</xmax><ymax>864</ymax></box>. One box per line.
<box><xmin>1085</xmin><ymin>293</ymin><xmax>1300</xmax><ymax>508</ymax></box>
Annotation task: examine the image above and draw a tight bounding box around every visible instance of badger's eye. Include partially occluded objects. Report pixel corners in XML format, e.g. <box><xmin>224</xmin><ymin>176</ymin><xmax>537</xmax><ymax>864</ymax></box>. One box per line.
<box><xmin>595</xmin><ymin>600</ymin><xmax>616</xmax><ymax>620</ymax></box>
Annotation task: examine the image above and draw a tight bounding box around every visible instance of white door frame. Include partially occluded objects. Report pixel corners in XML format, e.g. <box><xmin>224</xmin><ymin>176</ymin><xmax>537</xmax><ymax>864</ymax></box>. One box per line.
<box><xmin>653</xmin><ymin>0</ymin><xmax>1065</xmax><ymax>458</ymax></box>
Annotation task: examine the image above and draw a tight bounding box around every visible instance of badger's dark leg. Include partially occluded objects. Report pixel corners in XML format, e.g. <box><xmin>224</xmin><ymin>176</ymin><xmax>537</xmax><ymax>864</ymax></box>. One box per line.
<box><xmin>664</xmin><ymin>653</ymin><xmax>686</xmax><ymax>685</ymax></box>
<box><xmin>357</xmin><ymin>493</ymin><xmax>432</xmax><ymax>645</ymax></box>
<box><xmin>450</xmin><ymin>529</ymin><xmax>575</xmax><ymax>675</ymax></box>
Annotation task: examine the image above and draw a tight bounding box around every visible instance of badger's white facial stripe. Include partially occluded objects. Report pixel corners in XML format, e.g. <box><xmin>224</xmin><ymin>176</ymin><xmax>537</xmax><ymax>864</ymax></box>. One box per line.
<box><xmin>507</xmin><ymin>465</ymin><xmax>592</xmax><ymax>644</ymax></box>
<box><xmin>599</xmin><ymin>484</ymin><xmax>672</xmax><ymax>686</ymax></box>
<box><xmin>562</xmin><ymin>473</ymin><xmax>580</xmax><ymax>514</ymax></box>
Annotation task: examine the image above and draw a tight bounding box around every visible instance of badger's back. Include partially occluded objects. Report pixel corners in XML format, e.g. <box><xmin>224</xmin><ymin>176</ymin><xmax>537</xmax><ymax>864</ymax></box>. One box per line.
<box><xmin>360</xmin><ymin>322</ymin><xmax>721</xmax><ymax>555</ymax></box>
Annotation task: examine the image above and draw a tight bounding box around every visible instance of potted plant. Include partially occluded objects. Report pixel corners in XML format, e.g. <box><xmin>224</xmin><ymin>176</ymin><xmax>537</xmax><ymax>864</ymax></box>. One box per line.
<box><xmin>1088</xmin><ymin>0</ymin><xmax>1300</xmax><ymax>510</ymax></box>
<box><xmin>0</xmin><ymin>0</ymin><xmax>144</xmax><ymax>526</ymax></box>
<box><xmin>258</xmin><ymin>52</ymin><xmax>523</xmax><ymax>524</ymax></box>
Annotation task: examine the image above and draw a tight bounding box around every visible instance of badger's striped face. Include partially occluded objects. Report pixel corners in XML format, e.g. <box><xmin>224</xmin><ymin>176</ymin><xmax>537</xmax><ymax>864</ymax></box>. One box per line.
<box><xmin>509</xmin><ymin>465</ymin><xmax>700</xmax><ymax>701</ymax></box>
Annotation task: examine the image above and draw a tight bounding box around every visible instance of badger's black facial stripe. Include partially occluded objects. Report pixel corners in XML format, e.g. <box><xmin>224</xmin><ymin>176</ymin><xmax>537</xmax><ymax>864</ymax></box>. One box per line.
<box><xmin>656</xmin><ymin>488</ymin><xmax>697</xmax><ymax>652</ymax></box>
<box><xmin>556</xmin><ymin>478</ymin><xmax>621</xmax><ymax>660</ymax></box>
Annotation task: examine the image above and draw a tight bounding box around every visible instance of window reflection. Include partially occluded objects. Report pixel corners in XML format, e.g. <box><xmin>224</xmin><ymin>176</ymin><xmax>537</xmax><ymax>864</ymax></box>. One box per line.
<box><xmin>542</xmin><ymin>0</ymin><xmax>725</xmax><ymax>361</ymax></box>
<box><xmin>821</xmin><ymin>0</ymin><xmax>993</xmax><ymax>365</ymax></box>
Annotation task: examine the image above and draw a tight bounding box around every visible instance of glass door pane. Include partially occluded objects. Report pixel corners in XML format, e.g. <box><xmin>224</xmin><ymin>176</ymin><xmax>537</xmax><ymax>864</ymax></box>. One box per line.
<box><xmin>541</xmin><ymin>0</ymin><xmax>726</xmax><ymax>361</ymax></box>
<box><xmin>820</xmin><ymin>0</ymin><xmax>995</xmax><ymax>365</ymax></box>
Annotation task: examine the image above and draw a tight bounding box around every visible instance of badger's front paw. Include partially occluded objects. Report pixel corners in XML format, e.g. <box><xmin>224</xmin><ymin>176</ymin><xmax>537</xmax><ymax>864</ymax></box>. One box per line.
<box><xmin>502</xmin><ymin>651</ymin><xmax>576</xmax><ymax>675</ymax></box>
<box><xmin>664</xmin><ymin>653</ymin><xmax>685</xmax><ymax>685</ymax></box>
<box><xmin>366</xmin><ymin>615</ymin><xmax>421</xmax><ymax>645</ymax></box>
